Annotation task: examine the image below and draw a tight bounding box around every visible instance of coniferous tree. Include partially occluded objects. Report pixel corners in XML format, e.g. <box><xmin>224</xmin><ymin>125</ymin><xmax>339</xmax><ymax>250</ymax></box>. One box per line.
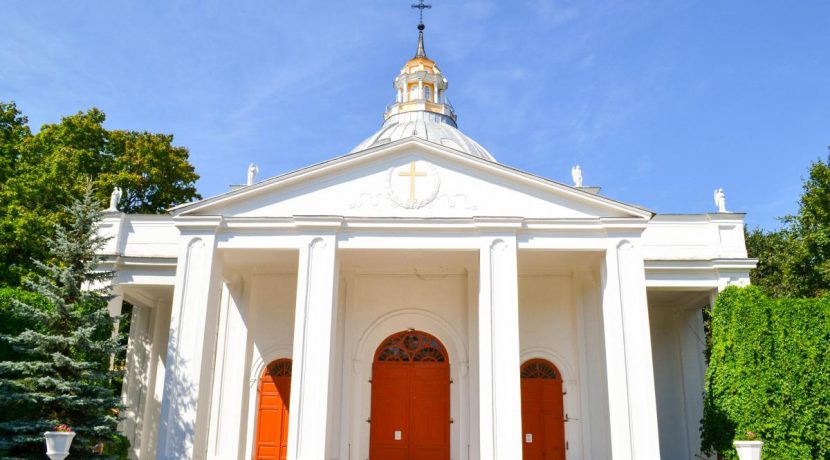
<box><xmin>0</xmin><ymin>184</ymin><xmax>126</xmax><ymax>457</ymax></box>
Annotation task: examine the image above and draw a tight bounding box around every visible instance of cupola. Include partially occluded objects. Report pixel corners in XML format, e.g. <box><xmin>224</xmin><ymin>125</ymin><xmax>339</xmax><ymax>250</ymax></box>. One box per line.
<box><xmin>383</xmin><ymin>23</ymin><xmax>457</xmax><ymax>126</ymax></box>
<box><xmin>352</xmin><ymin>12</ymin><xmax>495</xmax><ymax>161</ymax></box>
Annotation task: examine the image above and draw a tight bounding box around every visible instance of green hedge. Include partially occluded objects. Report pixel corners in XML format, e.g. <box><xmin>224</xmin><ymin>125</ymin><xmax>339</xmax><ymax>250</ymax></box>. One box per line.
<box><xmin>702</xmin><ymin>286</ymin><xmax>830</xmax><ymax>459</ymax></box>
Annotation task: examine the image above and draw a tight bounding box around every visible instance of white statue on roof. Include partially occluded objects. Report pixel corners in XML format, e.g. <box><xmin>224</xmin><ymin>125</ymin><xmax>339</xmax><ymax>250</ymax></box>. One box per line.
<box><xmin>571</xmin><ymin>165</ymin><xmax>583</xmax><ymax>188</ymax></box>
<box><xmin>714</xmin><ymin>188</ymin><xmax>727</xmax><ymax>213</ymax></box>
<box><xmin>247</xmin><ymin>163</ymin><xmax>259</xmax><ymax>186</ymax></box>
<box><xmin>107</xmin><ymin>186</ymin><xmax>122</xmax><ymax>212</ymax></box>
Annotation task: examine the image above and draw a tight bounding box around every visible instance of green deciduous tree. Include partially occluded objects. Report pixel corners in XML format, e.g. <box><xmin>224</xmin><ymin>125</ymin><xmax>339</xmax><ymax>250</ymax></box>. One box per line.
<box><xmin>785</xmin><ymin>152</ymin><xmax>830</xmax><ymax>297</ymax></box>
<box><xmin>103</xmin><ymin>130</ymin><xmax>200</xmax><ymax>214</ymax></box>
<box><xmin>0</xmin><ymin>102</ymin><xmax>31</xmax><ymax>185</ymax></box>
<box><xmin>747</xmin><ymin>150</ymin><xmax>830</xmax><ymax>297</ymax></box>
<box><xmin>0</xmin><ymin>185</ymin><xmax>127</xmax><ymax>457</ymax></box>
<box><xmin>745</xmin><ymin>226</ymin><xmax>792</xmax><ymax>297</ymax></box>
<box><xmin>0</xmin><ymin>103</ymin><xmax>200</xmax><ymax>286</ymax></box>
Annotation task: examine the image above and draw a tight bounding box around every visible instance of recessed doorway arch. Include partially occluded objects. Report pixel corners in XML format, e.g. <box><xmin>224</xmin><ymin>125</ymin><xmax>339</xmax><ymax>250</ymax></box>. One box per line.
<box><xmin>370</xmin><ymin>330</ymin><xmax>450</xmax><ymax>460</ymax></box>
<box><xmin>351</xmin><ymin>308</ymin><xmax>468</xmax><ymax>460</ymax></box>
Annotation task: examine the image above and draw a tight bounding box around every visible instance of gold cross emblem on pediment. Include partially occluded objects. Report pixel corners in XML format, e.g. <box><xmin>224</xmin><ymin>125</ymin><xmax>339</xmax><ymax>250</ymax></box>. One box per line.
<box><xmin>398</xmin><ymin>161</ymin><xmax>427</xmax><ymax>204</ymax></box>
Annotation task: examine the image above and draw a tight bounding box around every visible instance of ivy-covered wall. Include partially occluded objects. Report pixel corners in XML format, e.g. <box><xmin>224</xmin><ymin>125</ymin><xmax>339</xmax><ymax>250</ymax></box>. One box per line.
<box><xmin>701</xmin><ymin>286</ymin><xmax>830</xmax><ymax>459</ymax></box>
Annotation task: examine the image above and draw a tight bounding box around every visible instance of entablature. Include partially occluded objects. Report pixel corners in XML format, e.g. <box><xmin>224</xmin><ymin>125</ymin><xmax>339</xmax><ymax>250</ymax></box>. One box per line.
<box><xmin>99</xmin><ymin>211</ymin><xmax>751</xmax><ymax>265</ymax></box>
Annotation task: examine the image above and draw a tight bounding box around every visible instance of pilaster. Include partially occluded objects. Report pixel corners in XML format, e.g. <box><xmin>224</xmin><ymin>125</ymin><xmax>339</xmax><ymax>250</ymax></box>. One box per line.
<box><xmin>287</xmin><ymin>218</ymin><xmax>341</xmax><ymax>460</ymax></box>
<box><xmin>157</xmin><ymin>216</ymin><xmax>224</xmax><ymax>459</ymax></box>
<box><xmin>206</xmin><ymin>279</ymin><xmax>249</xmax><ymax>459</ymax></box>
<box><xmin>477</xmin><ymin>218</ymin><xmax>523</xmax><ymax>460</ymax></box>
<box><xmin>120</xmin><ymin>302</ymin><xmax>151</xmax><ymax>451</ymax></box>
<box><xmin>601</xmin><ymin>239</ymin><xmax>661</xmax><ymax>459</ymax></box>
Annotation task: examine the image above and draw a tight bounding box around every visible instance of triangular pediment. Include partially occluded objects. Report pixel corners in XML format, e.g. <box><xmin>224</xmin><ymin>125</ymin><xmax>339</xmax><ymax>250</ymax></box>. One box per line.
<box><xmin>172</xmin><ymin>138</ymin><xmax>651</xmax><ymax>220</ymax></box>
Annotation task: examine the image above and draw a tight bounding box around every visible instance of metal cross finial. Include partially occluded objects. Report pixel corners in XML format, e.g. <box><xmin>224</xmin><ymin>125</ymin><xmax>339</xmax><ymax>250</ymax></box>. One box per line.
<box><xmin>411</xmin><ymin>0</ymin><xmax>432</xmax><ymax>26</ymax></box>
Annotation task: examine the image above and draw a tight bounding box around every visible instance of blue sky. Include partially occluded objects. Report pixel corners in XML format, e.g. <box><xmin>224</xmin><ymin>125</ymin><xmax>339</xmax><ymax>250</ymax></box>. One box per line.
<box><xmin>2</xmin><ymin>1</ymin><xmax>828</xmax><ymax>229</ymax></box>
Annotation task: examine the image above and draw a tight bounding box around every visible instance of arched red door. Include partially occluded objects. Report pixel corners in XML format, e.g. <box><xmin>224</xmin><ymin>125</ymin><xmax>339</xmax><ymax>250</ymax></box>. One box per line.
<box><xmin>520</xmin><ymin>359</ymin><xmax>566</xmax><ymax>460</ymax></box>
<box><xmin>254</xmin><ymin>359</ymin><xmax>292</xmax><ymax>460</ymax></box>
<box><xmin>370</xmin><ymin>330</ymin><xmax>450</xmax><ymax>460</ymax></box>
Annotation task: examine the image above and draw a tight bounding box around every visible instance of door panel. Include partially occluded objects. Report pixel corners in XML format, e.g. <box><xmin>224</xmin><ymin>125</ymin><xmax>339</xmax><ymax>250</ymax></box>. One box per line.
<box><xmin>521</xmin><ymin>380</ymin><xmax>543</xmax><ymax>460</ymax></box>
<box><xmin>370</xmin><ymin>364</ymin><xmax>411</xmax><ymax>460</ymax></box>
<box><xmin>410</xmin><ymin>364</ymin><xmax>450</xmax><ymax>459</ymax></box>
<box><xmin>255</xmin><ymin>360</ymin><xmax>292</xmax><ymax>460</ymax></box>
<box><xmin>521</xmin><ymin>360</ymin><xmax>566</xmax><ymax>460</ymax></box>
<box><xmin>370</xmin><ymin>331</ymin><xmax>450</xmax><ymax>460</ymax></box>
<box><xmin>542</xmin><ymin>379</ymin><xmax>565</xmax><ymax>459</ymax></box>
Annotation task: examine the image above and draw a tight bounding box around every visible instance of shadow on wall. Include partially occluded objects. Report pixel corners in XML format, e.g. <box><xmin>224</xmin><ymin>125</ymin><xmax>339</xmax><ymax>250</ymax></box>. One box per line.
<box><xmin>159</xmin><ymin>357</ymin><xmax>199</xmax><ymax>459</ymax></box>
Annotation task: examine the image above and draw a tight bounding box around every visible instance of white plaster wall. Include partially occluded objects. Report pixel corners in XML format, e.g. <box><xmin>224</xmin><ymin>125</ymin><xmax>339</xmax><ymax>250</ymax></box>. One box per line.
<box><xmin>642</xmin><ymin>215</ymin><xmax>749</xmax><ymax>260</ymax></box>
<box><xmin>576</xmin><ymin>274</ymin><xmax>612</xmax><ymax>459</ymax></box>
<box><xmin>649</xmin><ymin>302</ymin><xmax>709</xmax><ymax>460</ymax></box>
<box><xmin>518</xmin><ymin>274</ymin><xmax>586</xmax><ymax>459</ymax></box>
<box><xmin>240</xmin><ymin>274</ymin><xmax>297</xmax><ymax>460</ymax></box>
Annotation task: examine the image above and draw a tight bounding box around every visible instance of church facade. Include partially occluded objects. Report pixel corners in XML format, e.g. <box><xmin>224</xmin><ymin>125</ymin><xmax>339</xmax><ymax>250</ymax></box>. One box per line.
<box><xmin>101</xmin><ymin>25</ymin><xmax>755</xmax><ymax>460</ymax></box>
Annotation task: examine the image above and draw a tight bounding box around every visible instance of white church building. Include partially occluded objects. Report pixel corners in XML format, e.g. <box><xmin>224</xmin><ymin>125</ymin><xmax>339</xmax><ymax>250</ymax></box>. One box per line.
<box><xmin>101</xmin><ymin>22</ymin><xmax>755</xmax><ymax>460</ymax></box>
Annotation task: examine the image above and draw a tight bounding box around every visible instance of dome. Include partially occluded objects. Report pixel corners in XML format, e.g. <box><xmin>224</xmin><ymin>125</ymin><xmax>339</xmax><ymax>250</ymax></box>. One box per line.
<box><xmin>351</xmin><ymin>111</ymin><xmax>495</xmax><ymax>161</ymax></box>
<box><xmin>350</xmin><ymin>24</ymin><xmax>495</xmax><ymax>161</ymax></box>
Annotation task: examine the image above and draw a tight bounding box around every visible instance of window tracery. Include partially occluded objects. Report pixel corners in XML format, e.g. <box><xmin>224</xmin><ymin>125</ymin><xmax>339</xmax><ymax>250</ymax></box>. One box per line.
<box><xmin>521</xmin><ymin>359</ymin><xmax>559</xmax><ymax>379</ymax></box>
<box><xmin>265</xmin><ymin>359</ymin><xmax>292</xmax><ymax>377</ymax></box>
<box><xmin>375</xmin><ymin>330</ymin><xmax>448</xmax><ymax>362</ymax></box>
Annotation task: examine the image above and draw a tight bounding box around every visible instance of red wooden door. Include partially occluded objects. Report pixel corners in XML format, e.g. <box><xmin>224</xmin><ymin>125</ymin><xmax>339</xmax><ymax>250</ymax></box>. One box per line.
<box><xmin>520</xmin><ymin>359</ymin><xmax>566</xmax><ymax>460</ymax></box>
<box><xmin>370</xmin><ymin>331</ymin><xmax>450</xmax><ymax>460</ymax></box>
<box><xmin>254</xmin><ymin>359</ymin><xmax>292</xmax><ymax>460</ymax></box>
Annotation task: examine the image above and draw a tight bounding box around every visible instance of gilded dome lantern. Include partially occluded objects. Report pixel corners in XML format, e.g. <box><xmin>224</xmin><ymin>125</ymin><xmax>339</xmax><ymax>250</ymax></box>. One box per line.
<box><xmin>385</xmin><ymin>24</ymin><xmax>456</xmax><ymax>124</ymax></box>
<box><xmin>353</xmin><ymin>16</ymin><xmax>495</xmax><ymax>161</ymax></box>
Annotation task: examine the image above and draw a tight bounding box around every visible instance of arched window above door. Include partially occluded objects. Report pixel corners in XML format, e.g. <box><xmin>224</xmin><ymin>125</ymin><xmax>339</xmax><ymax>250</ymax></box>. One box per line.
<box><xmin>264</xmin><ymin>359</ymin><xmax>292</xmax><ymax>378</ymax></box>
<box><xmin>521</xmin><ymin>359</ymin><xmax>560</xmax><ymax>380</ymax></box>
<box><xmin>375</xmin><ymin>330</ymin><xmax>448</xmax><ymax>363</ymax></box>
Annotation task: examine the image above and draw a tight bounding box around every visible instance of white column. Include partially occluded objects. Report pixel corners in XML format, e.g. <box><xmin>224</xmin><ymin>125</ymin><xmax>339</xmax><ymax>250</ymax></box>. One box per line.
<box><xmin>107</xmin><ymin>289</ymin><xmax>124</xmax><ymax>370</ymax></box>
<box><xmin>206</xmin><ymin>280</ymin><xmax>249</xmax><ymax>459</ymax></box>
<box><xmin>107</xmin><ymin>290</ymin><xmax>124</xmax><ymax>318</ymax></box>
<box><xmin>287</xmin><ymin>224</ymin><xmax>340</xmax><ymax>460</ymax></box>
<box><xmin>601</xmin><ymin>239</ymin><xmax>661</xmax><ymax>459</ymax></box>
<box><xmin>141</xmin><ymin>300</ymin><xmax>172</xmax><ymax>460</ymax></box>
<box><xmin>157</xmin><ymin>218</ymin><xmax>224</xmax><ymax>460</ymax></box>
<box><xmin>418</xmin><ymin>80</ymin><xmax>424</xmax><ymax>100</ymax></box>
<box><xmin>120</xmin><ymin>303</ymin><xmax>151</xmax><ymax>449</ymax></box>
<box><xmin>478</xmin><ymin>229</ymin><xmax>523</xmax><ymax>460</ymax></box>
